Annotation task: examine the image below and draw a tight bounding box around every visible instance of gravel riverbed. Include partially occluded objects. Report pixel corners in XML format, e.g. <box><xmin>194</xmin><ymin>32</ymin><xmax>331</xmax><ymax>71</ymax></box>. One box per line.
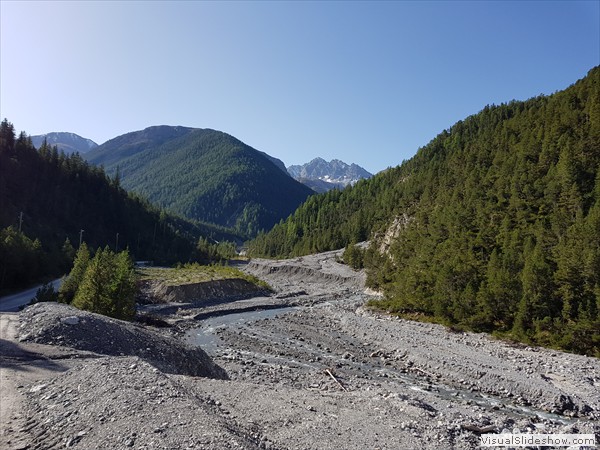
<box><xmin>1</xmin><ymin>250</ymin><xmax>598</xmax><ymax>449</ymax></box>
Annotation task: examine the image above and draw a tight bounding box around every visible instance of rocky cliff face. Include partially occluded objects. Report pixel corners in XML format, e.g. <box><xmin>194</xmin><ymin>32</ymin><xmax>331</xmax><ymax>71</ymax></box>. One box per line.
<box><xmin>287</xmin><ymin>157</ymin><xmax>372</xmax><ymax>192</ymax></box>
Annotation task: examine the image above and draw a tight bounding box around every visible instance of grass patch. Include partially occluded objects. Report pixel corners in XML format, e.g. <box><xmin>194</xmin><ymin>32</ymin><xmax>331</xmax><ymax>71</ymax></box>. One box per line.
<box><xmin>137</xmin><ymin>263</ymin><xmax>272</xmax><ymax>291</ymax></box>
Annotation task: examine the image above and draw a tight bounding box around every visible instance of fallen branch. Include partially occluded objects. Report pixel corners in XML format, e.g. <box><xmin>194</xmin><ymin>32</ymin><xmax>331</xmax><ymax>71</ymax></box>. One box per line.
<box><xmin>413</xmin><ymin>367</ymin><xmax>436</xmax><ymax>379</ymax></box>
<box><xmin>325</xmin><ymin>368</ymin><xmax>348</xmax><ymax>392</ymax></box>
<box><xmin>460</xmin><ymin>424</ymin><xmax>496</xmax><ymax>434</ymax></box>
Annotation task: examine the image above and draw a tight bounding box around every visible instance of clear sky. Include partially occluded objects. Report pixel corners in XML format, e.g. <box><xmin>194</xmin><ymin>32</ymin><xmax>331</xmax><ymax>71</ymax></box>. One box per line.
<box><xmin>1</xmin><ymin>1</ymin><xmax>598</xmax><ymax>174</ymax></box>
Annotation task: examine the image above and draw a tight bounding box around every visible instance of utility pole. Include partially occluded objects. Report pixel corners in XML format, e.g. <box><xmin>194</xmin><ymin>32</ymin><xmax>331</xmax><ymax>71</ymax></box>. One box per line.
<box><xmin>18</xmin><ymin>211</ymin><xmax>23</xmax><ymax>232</ymax></box>
<box><xmin>79</xmin><ymin>229</ymin><xmax>84</xmax><ymax>248</ymax></box>
<box><xmin>115</xmin><ymin>232</ymin><xmax>119</xmax><ymax>252</ymax></box>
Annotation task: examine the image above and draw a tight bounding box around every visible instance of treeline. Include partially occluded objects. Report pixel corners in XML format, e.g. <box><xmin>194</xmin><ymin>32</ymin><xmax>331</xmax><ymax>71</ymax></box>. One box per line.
<box><xmin>249</xmin><ymin>168</ymin><xmax>401</xmax><ymax>256</ymax></box>
<box><xmin>248</xmin><ymin>67</ymin><xmax>600</xmax><ymax>356</ymax></box>
<box><xmin>0</xmin><ymin>120</ymin><xmax>239</xmax><ymax>291</ymax></box>
<box><xmin>0</xmin><ymin>226</ymin><xmax>75</xmax><ymax>289</ymax></box>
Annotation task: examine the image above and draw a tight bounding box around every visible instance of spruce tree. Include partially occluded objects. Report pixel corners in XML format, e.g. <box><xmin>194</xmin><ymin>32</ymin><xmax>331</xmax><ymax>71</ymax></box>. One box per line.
<box><xmin>59</xmin><ymin>242</ymin><xmax>91</xmax><ymax>304</ymax></box>
<box><xmin>72</xmin><ymin>247</ymin><xmax>136</xmax><ymax>320</ymax></box>
<box><xmin>110</xmin><ymin>249</ymin><xmax>136</xmax><ymax>320</ymax></box>
<box><xmin>72</xmin><ymin>246</ymin><xmax>113</xmax><ymax>315</ymax></box>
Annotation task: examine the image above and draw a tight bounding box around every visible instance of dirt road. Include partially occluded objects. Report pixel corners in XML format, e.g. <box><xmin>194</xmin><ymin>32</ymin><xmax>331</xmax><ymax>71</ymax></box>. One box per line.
<box><xmin>0</xmin><ymin>312</ymin><xmax>76</xmax><ymax>449</ymax></box>
<box><xmin>0</xmin><ymin>279</ymin><xmax>62</xmax><ymax>312</ymax></box>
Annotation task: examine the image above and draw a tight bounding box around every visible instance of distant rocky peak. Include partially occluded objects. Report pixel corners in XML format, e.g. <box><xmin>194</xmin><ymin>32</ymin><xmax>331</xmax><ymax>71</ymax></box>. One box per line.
<box><xmin>287</xmin><ymin>158</ymin><xmax>372</xmax><ymax>192</ymax></box>
<box><xmin>31</xmin><ymin>132</ymin><xmax>98</xmax><ymax>154</ymax></box>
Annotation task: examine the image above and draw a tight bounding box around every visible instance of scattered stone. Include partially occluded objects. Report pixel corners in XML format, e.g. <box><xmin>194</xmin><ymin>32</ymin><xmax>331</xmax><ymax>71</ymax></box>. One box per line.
<box><xmin>4</xmin><ymin>250</ymin><xmax>598</xmax><ymax>450</ymax></box>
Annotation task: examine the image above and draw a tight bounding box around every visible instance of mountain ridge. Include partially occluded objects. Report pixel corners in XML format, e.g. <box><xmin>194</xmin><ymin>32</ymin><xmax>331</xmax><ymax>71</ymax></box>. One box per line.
<box><xmin>31</xmin><ymin>132</ymin><xmax>98</xmax><ymax>154</ymax></box>
<box><xmin>287</xmin><ymin>157</ymin><xmax>372</xmax><ymax>193</ymax></box>
<box><xmin>85</xmin><ymin>126</ymin><xmax>313</xmax><ymax>237</ymax></box>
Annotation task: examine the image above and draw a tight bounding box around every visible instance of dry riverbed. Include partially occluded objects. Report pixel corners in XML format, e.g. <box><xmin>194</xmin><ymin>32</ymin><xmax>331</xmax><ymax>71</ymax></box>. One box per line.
<box><xmin>1</xmin><ymin>250</ymin><xmax>598</xmax><ymax>449</ymax></box>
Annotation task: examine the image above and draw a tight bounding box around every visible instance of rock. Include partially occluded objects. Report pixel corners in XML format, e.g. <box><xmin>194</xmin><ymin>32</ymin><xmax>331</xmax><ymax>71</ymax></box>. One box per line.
<box><xmin>61</xmin><ymin>316</ymin><xmax>79</xmax><ymax>325</ymax></box>
<box><xmin>29</xmin><ymin>384</ymin><xmax>47</xmax><ymax>393</ymax></box>
<box><xmin>552</xmin><ymin>394</ymin><xmax>575</xmax><ymax>414</ymax></box>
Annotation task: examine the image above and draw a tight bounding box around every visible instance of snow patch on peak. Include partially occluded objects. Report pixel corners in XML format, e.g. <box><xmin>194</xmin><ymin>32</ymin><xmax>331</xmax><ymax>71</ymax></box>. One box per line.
<box><xmin>30</xmin><ymin>132</ymin><xmax>98</xmax><ymax>154</ymax></box>
<box><xmin>287</xmin><ymin>158</ymin><xmax>372</xmax><ymax>192</ymax></box>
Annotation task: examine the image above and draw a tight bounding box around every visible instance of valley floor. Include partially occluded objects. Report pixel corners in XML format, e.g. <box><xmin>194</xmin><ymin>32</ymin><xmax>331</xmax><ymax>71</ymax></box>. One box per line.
<box><xmin>1</xmin><ymin>250</ymin><xmax>598</xmax><ymax>449</ymax></box>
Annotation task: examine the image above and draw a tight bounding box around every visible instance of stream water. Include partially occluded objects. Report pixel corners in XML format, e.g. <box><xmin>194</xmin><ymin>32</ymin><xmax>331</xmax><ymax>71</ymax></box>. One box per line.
<box><xmin>185</xmin><ymin>306</ymin><xmax>298</xmax><ymax>353</ymax></box>
<box><xmin>185</xmin><ymin>304</ymin><xmax>577</xmax><ymax>426</ymax></box>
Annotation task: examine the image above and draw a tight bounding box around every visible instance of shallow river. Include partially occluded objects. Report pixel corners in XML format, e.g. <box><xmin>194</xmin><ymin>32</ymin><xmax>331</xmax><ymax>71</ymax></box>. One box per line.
<box><xmin>185</xmin><ymin>304</ymin><xmax>577</xmax><ymax>426</ymax></box>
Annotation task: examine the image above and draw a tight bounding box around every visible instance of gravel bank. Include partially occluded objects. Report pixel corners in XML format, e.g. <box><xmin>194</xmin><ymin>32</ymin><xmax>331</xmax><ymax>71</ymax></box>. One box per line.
<box><xmin>21</xmin><ymin>357</ymin><xmax>260</xmax><ymax>450</ymax></box>
<box><xmin>202</xmin><ymin>302</ymin><xmax>598</xmax><ymax>449</ymax></box>
<box><xmin>3</xmin><ymin>250</ymin><xmax>599</xmax><ymax>449</ymax></box>
<box><xmin>18</xmin><ymin>302</ymin><xmax>227</xmax><ymax>379</ymax></box>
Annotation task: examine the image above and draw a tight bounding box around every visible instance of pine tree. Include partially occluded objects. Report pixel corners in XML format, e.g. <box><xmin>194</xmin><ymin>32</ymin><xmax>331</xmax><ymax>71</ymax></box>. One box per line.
<box><xmin>72</xmin><ymin>247</ymin><xmax>136</xmax><ymax>320</ymax></box>
<box><xmin>73</xmin><ymin>246</ymin><xmax>114</xmax><ymax>316</ymax></box>
<box><xmin>32</xmin><ymin>282</ymin><xmax>59</xmax><ymax>304</ymax></box>
<box><xmin>59</xmin><ymin>242</ymin><xmax>91</xmax><ymax>304</ymax></box>
<box><xmin>343</xmin><ymin>243</ymin><xmax>364</xmax><ymax>269</ymax></box>
<box><xmin>0</xmin><ymin>118</ymin><xmax>16</xmax><ymax>156</ymax></box>
<box><xmin>474</xmin><ymin>248</ymin><xmax>519</xmax><ymax>330</ymax></box>
<box><xmin>110</xmin><ymin>249</ymin><xmax>136</xmax><ymax>320</ymax></box>
<box><xmin>554</xmin><ymin>217</ymin><xmax>588</xmax><ymax>321</ymax></box>
<box><xmin>61</xmin><ymin>238</ymin><xmax>76</xmax><ymax>272</ymax></box>
<box><xmin>513</xmin><ymin>239</ymin><xmax>554</xmax><ymax>338</ymax></box>
<box><xmin>0</xmin><ymin>227</ymin><xmax>42</xmax><ymax>289</ymax></box>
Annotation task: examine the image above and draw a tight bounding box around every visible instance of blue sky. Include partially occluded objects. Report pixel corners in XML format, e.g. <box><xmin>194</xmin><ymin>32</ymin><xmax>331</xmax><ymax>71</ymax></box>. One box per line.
<box><xmin>1</xmin><ymin>1</ymin><xmax>598</xmax><ymax>174</ymax></box>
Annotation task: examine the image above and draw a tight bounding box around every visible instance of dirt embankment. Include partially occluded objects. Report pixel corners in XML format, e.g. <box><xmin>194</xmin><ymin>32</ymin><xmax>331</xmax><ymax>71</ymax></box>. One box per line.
<box><xmin>18</xmin><ymin>357</ymin><xmax>262</xmax><ymax>450</ymax></box>
<box><xmin>139</xmin><ymin>277</ymin><xmax>271</xmax><ymax>305</ymax></box>
<box><xmin>243</xmin><ymin>250</ymin><xmax>366</xmax><ymax>295</ymax></box>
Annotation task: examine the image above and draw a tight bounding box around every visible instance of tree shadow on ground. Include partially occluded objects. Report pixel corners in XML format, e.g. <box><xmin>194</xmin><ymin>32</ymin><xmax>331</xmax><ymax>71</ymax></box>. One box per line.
<box><xmin>0</xmin><ymin>338</ymin><xmax>67</xmax><ymax>373</ymax></box>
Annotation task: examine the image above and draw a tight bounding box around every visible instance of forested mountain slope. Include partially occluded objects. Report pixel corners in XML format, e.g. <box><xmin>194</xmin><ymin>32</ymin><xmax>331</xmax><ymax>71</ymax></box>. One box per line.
<box><xmin>0</xmin><ymin>121</ymin><xmax>237</xmax><ymax>290</ymax></box>
<box><xmin>85</xmin><ymin>127</ymin><xmax>314</xmax><ymax>237</ymax></box>
<box><xmin>249</xmin><ymin>67</ymin><xmax>600</xmax><ymax>355</ymax></box>
<box><xmin>84</xmin><ymin>125</ymin><xmax>194</xmax><ymax>167</ymax></box>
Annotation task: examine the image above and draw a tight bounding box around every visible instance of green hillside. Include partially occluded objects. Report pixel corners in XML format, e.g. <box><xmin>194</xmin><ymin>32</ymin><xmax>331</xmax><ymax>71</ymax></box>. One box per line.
<box><xmin>0</xmin><ymin>121</ymin><xmax>239</xmax><ymax>291</ymax></box>
<box><xmin>248</xmin><ymin>67</ymin><xmax>600</xmax><ymax>355</ymax></box>
<box><xmin>85</xmin><ymin>127</ymin><xmax>314</xmax><ymax>237</ymax></box>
